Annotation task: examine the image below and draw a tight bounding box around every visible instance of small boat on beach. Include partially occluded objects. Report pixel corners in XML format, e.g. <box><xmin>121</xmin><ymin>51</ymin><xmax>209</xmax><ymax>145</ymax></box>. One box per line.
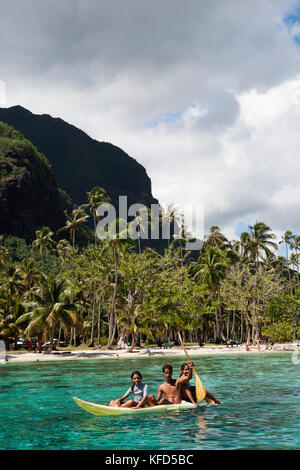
<box><xmin>73</xmin><ymin>396</ymin><xmax>196</xmax><ymax>416</ymax></box>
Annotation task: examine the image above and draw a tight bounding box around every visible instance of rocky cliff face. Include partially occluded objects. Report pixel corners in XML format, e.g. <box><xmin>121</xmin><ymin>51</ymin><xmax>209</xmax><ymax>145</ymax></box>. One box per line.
<box><xmin>0</xmin><ymin>106</ymin><xmax>158</xmax><ymax>208</ymax></box>
<box><xmin>0</xmin><ymin>122</ymin><xmax>65</xmax><ymax>240</ymax></box>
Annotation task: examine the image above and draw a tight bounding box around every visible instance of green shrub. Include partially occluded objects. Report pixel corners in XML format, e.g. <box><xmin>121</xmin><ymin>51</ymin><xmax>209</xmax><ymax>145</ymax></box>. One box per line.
<box><xmin>262</xmin><ymin>321</ymin><xmax>300</xmax><ymax>343</ymax></box>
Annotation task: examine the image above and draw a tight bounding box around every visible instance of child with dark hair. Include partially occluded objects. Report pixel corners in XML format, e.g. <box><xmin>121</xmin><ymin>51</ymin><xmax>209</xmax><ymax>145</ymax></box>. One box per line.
<box><xmin>147</xmin><ymin>362</ymin><xmax>198</xmax><ymax>407</ymax></box>
<box><xmin>106</xmin><ymin>371</ymin><xmax>151</xmax><ymax>409</ymax></box>
<box><xmin>180</xmin><ymin>363</ymin><xmax>222</xmax><ymax>405</ymax></box>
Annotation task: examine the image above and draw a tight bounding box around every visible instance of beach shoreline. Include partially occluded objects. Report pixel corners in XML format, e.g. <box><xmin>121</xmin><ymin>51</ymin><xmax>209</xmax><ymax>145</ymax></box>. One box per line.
<box><xmin>3</xmin><ymin>342</ymin><xmax>298</xmax><ymax>364</ymax></box>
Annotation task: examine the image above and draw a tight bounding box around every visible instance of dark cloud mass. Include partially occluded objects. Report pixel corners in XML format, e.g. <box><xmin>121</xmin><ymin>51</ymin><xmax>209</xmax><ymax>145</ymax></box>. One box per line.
<box><xmin>1</xmin><ymin>0</ymin><xmax>298</xmax><ymax>86</ymax></box>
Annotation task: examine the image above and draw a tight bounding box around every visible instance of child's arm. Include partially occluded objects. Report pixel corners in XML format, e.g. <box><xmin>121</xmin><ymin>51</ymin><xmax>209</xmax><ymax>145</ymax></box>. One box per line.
<box><xmin>177</xmin><ymin>361</ymin><xmax>194</xmax><ymax>384</ymax></box>
<box><xmin>156</xmin><ymin>385</ymin><xmax>163</xmax><ymax>402</ymax></box>
<box><xmin>116</xmin><ymin>388</ymin><xmax>132</xmax><ymax>405</ymax></box>
<box><xmin>186</xmin><ymin>361</ymin><xmax>194</xmax><ymax>381</ymax></box>
<box><xmin>132</xmin><ymin>384</ymin><xmax>149</xmax><ymax>409</ymax></box>
<box><xmin>185</xmin><ymin>388</ymin><xmax>198</xmax><ymax>407</ymax></box>
<box><xmin>132</xmin><ymin>396</ymin><xmax>148</xmax><ymax>409</ymax></box>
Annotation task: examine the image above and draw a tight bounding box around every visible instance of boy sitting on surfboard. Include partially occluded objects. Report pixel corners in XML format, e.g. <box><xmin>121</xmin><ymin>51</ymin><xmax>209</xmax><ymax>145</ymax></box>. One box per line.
<box><xmin>179</xmin><ymin>363</ymin><xmax>222</xmax><ymax>405</ymax></box>
<box><xmin>147</xmin><ymin>362</ymin><xmax>198</xmax><ymax>407</ymax></box>
<box><xmin>148</xmin><ymin>362</ymin><xmax>221</xmax><ymax>406</ymax></box>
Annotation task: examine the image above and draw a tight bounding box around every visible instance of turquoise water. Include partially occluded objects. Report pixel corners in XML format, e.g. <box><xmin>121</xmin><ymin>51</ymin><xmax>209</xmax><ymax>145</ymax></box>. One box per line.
<box><xmin>0</xmin><ymin>353</ymin><xmax>299</xmax><ymax>450</ymax></box>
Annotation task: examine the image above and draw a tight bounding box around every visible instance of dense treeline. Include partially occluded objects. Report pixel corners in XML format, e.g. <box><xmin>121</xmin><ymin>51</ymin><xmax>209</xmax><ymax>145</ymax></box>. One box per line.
<box><xmin>0</xmin><ymin>187</ymin><xmax>300</xmax><ymax>352</ymax></box>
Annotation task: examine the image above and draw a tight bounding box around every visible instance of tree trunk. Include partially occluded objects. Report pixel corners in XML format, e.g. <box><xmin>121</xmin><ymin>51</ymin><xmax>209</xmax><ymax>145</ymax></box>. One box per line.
<box><xmin>69</xmin><ymin>327</ymin><xmax>73</xmax><ymax>346</ymax></box>
<box><xmin>90</xmin><ymin>279</ymin><xmax>96</xmax><ymax>346</ymax></box>
<box><xmin>58</xmin><ymin>324</ymin><xmax>62</xmax><ymax>347</ymax></box>
<box><xmin>286</xmin><ymin>243</ymin><xmax>291</xmax><ymax>282</ymax></box>
<box><xmin>97</xmin><ymin>297</ymin><xmax>101</xmax><ymax>348</ymax></box>
<box><xmin>117</xmin><ymin>333</ymin><xmax>127</xmax><ymax>349</ymax></box>
<box><xmin>296</xmin><ymin>248</ymin><xmax>299</xmax><ymax>288</ymax></box>
<box><xmin>231</xmin><ymin>309</ymin><xmax>236</xmax><ymax>339</ymax></box>
<box><xmin>136</xmin><ymin>332</ymin><xmax>141</xmax><ymax>347</ymax></box>
<box><xmin>213</xmin><ymin>324</ymin><xmax>217</xmax><ymax>343</ymax></box>
<box><xmin>240</xmin><ymin>311</ymin><xmax>244</xmax><ymax>343</ymax></box>
<box><xmin>215</xmin><ymin>290</ymin><xmax>225</xmax><ymax>342</ymax></box>
<box><xmin>129</xmin><ymin>333</ymin><xmax>136</xmax><ymax>352</ymax></box>
<box><xmin>107</xmin><ymin>242</ymin><xmax>118</xmax><ymax>349</ymax></box>
<box><xmin>245</xmin><ymin>311</ymin><xmax>251</xmax><ymax>344</ymax></box>
<box><xmin>226</xmin><ymin>311</ymin><xmax>230</xmax><ymax>339</ymax></box>
<box><xmin>93</xmin><ymin>212</ymin><xmax>97</xmax><ymax>245</ymax></box>
<box><xmin>49</xmin><ymin>325</ymin><xmax>55</xmax><ymax>354</ymax></box>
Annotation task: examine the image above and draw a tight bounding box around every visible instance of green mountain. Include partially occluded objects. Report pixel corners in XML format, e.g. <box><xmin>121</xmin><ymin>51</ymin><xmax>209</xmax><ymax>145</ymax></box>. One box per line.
<box><xmin>0</xmin><ymin>106</ymin><xmax>158</xmax><ymax>208</ymax></box>
<box><xmin>0</xmin><ymin>122</ymin><xmax>65</xmax><ymax>240</ymax></box>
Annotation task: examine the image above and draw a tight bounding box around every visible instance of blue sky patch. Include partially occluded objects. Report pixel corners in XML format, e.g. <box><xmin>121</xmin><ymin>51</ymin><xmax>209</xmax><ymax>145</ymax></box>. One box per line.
<box><xmin>146</xmin><ymin>110</ymin><xmax>184</xmax><ymax>128</ymax></box>
<box><xmin>284</xmin><ymin>6</ymin><xmax>300</xmax><ymax>45</ymax></box>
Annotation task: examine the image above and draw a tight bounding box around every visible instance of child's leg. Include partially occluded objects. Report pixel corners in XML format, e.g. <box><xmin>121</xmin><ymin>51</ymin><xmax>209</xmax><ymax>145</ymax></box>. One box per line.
<box><xmin>205</xmin><ymin>391</ymin><xmax>222</xmax><ymax>404</ymax></box>
<box><xmin>158</xmin><ymin>397</ymin><xmax>173</xmax><ymax>405</ymax></box>
<box><xmin>105</xmin><ymin>399</ymin><xmax>121</xmax><ymax>407</ymax></box>
<box><xmin>120</xmin><ymin>400</ymin><xmax>135</xmax><ymax>408</ymax></box>
<box><xmin>146</xmin><ymin>394</ymin><xmax>158</xmax><ymax>406</ymax></box>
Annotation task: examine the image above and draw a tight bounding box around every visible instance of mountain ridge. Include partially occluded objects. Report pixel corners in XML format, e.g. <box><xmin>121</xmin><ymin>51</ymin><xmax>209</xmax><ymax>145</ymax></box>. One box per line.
<box><xmin>0</xmin><ymin>121</ymin><xmax>65</xmax><ymax>239</ymax></box>
<box><xmin>0</xmin><ymin>105</ymin><xmax>158</xmax><ymax>209</ymax></box>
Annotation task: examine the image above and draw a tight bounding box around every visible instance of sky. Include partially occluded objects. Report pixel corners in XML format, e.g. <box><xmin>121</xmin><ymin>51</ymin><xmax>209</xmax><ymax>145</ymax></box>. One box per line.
<box><xmin>1</xmin><ymin>0</ymin><xmax>300</xmax><ymax>244</ymax></box>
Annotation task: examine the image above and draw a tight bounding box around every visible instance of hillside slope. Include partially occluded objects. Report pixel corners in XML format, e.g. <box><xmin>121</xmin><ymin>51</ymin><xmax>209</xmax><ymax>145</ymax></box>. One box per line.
<box><xmin>0</xmin><ymin>122</ymin><xmax>65</xmax><ymax>240</ymax></box>
<box><xmin>0</xmin><ymin>106</ymin><xmax>157</xmax><ymax>208</ymax></box>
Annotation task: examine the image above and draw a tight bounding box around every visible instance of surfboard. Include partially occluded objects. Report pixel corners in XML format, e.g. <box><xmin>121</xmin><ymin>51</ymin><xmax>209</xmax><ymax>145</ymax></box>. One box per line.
<box><xmin>73</xmin><ymin>396</ymin><xmax>195</xmax><ymax>416</ymax></box>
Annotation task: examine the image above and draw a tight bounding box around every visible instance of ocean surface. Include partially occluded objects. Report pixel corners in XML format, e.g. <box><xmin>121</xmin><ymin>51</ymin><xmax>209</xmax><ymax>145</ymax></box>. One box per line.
<box><xmin>0</xmin><ymin>353</ymin><xmax>299</xmax><ymax>450</ymax></box>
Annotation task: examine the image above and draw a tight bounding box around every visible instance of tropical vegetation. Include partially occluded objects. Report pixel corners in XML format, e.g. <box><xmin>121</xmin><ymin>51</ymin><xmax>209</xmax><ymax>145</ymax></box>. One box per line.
<box><xmin>0</xmin><ymin>191</ymin><xmax>299</xmax><ymax>352</ymax></box>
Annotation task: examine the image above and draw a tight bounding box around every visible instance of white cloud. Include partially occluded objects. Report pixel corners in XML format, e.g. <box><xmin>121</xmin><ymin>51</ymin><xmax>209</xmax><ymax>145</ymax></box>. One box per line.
<box><xmin>2</xmin><ymin>0</ymin><xmax>300</xmax><ymax>241</ymax></box>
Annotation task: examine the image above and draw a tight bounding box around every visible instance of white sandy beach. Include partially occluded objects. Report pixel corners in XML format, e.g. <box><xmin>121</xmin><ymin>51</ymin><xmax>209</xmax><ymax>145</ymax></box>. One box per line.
<box><xmin>3</xmin><ymin>342</ymin><xmax>298</xmax><ymax>363</ymax></box>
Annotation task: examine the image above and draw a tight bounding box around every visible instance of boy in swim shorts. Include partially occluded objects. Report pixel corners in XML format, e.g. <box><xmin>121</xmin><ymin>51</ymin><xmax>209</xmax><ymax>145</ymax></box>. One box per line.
<box><xmin>148</xmin><ymin>362</ymin><xmax>198</xmax><ymax>407</ymax></box>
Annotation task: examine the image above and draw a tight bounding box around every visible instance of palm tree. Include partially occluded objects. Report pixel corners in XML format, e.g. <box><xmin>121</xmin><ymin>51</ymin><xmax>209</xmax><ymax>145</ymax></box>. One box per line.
<box><xmin>32</xmin><ymin>226</ymin><xmax>56</xmax><ymax>273</ymax></box>
<box><xmin>17</xmin><ymin>276</ymin><xmax>81</xmax><ymax>353</ymax></box>
<box><xmin>0</xmin><ymin>237</ymin><xmax>10</xmax><ymax>268</ymax></box>
<box><xmin>161</xmin><ymin>203</ymin><xmax>180</xmax><ymax>248</ymax></box>
<box><xmin>118</xmin><ymin>305</ymin><xmax>156</xmax><ymax>352</ymax></box>
<box><xmin>248</xmin><ymin>222</ymin><xmax>278</xmax><ymax>267</ymax></box>
<box><xmin>57</xmin><ymin>206</ymin><xmax>90</xmax><ymax>249</ymax></box>
<box><xmin>87</xmin><ymin>187</ymin><xmax>110</xmax><ymax>244</ymax></box>
<box><xmin>57</xmin><ymin>239</ymin><xmax>73</xmax><ymax>271</ymax></box>
<box><xmin>171</xmin><ymin>214</ymin><xmax>193</xmax><ymax>267</ymax></box>
<box><xmin>290</xmin><ymin>253</ymin><xmax>299</xmax><ymax>274</ymax></box>
<box><xmin>244</xmin><ymin>222</ymin><xmax>277</xmax><ymax>345</ymax></box>
<box><xmin>193</xmin><ymin>246</ymin><xmax>228</xmax><ymax>342</ymax></box>
<box><xmin>0</xmin><ymin>295</ymin><xmax>26</xmax><ymax>350</ymax></box>
<box><xmin>204</xmin><ymin>226</ymin><xmax>229</xmax><ymax>249</ymax></box>
<box><xmin>290</xmin><ymin>235</ymin><xmax>300</xmax><ymax>287</ymax></box>
<box><xmin>128</xmin><ymin>207</ymin><xmax>151</xmax><ymax>255</ymax></box>
<box><xmin>19</xmin><ymin>258</ymin><xmax>41</xmax><ymax>291</ymax></box>
<box><xmin>239</xmin><ymin>231</ymin><xmax>252</xmax><ymax>258</ymax></box>
<box><xmin>0</xmin><ymin>265</ymin><xmax>24</xmax><ymax>296</ymax></box>
<box><xmin>279</xmin><ymin>230</ymin><xmax>293</xmax><ymax>282</ymax></box>
<box><xmin>101</xmin><ymin>219</ymin><xmax>130</xmax><ymax>348</ymax></box>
